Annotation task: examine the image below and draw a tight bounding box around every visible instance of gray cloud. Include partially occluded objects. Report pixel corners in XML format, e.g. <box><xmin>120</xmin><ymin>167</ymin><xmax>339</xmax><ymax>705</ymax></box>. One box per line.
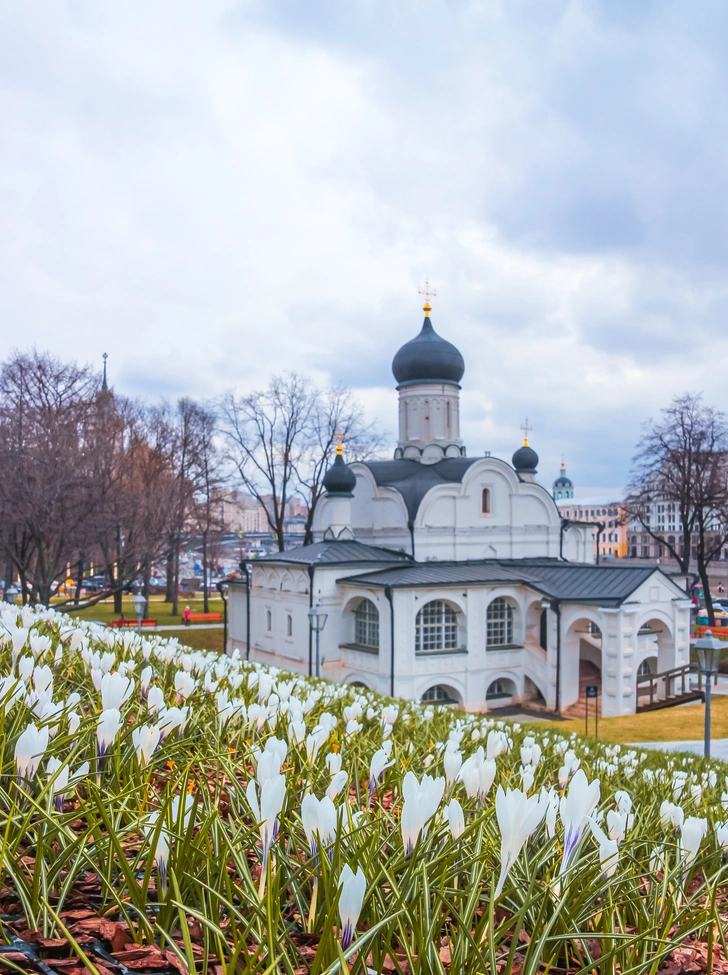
<box><xmin>1</xmin><ymin>0</ymin><xmax>727</xmax><ymax>502</ymax></box>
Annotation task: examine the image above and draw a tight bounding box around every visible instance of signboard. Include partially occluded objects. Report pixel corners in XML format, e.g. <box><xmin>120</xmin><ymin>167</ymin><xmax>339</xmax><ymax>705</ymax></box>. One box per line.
<box><xmin>586</xmin><ymin>685</ymin><xmax>598</xmax><ymax>699</ymax></box>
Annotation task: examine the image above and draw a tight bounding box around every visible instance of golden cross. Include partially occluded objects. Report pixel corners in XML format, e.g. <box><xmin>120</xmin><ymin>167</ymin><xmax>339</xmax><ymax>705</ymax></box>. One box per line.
<box><xmin>521</xmin><ymin>417</ymin><xmax>532</xmax><ymax>447</ymax></box>
<box><xmin>334</xmin><ymin>430</ymin><xmax>345</xmax><ymax>455</ymax></box>
<box><xmin>418</xmin><ymin>278</ymin><xmax>437</xmax><ymax>301</ymax></box>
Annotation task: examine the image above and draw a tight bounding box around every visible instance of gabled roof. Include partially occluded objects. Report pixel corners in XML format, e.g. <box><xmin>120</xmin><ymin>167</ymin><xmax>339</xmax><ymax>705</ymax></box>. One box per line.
<box><xmin>338</xmin><ymin>558</ymin><xmax>682</xmax><ymax>607</ymax></box>
<box><xmin>360</xmin><ymin>457</ymin><xmax>480</xmax><ymax>521</ymax></box>
<box><xmin>253</xmin><ymin>539</ymin><xmax>412</xmax><ymax>567</ymax></box>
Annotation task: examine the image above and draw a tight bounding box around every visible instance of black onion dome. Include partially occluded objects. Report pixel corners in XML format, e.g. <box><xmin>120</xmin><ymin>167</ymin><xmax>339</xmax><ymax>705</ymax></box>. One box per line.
<box><xmin>392</xmin><ymin>307</ymin><xmax>465</xmax><ymax>386</ymax></box>
<box><xmin>323</xmin><ymin>451</ymin><xmax>356</xmax><ymax>496</ymax></box>
<box><xmin>512</xmin><ymin>442</ymin><xmax>539</xmax><ymax>474</ymax></box>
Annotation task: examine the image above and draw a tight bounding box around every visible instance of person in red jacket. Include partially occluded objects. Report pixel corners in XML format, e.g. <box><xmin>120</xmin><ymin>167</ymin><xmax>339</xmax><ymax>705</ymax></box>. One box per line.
<box><xmin>183</xmin><ymin>605</ymin><xmax>191</xmax><ymax>626</ymax></box>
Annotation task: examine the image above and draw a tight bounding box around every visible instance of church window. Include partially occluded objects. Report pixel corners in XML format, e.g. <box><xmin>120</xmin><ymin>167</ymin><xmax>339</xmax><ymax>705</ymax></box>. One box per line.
<box><xmin>416</xmin><ymin>601</ymin><xmax>458</xmax><ymax>653</ymax></box>
<box><xmin>354</xmin><ymin>599</ymin><xmax>379</xmax><ymax>649</ymax></box>
<box><xmin>446</xmin><ymin>400</ymin><xmax>451</xmax><ymax>430</ymax></box>
<box><xmin>286</xmin><ymin>614</ymin><xmax>293</xmax><ymax>637</ymax></box>
<box><xmin>481</xmin><ymin>488</ymin><xmax>491</xmax><ymax>514</ymax></box>
<box><xmin>487</xmin><ymin>597</ymin><xmax>514</xmax><ymax>648</ymax></box>
<box><xmin>422</xmin><ymin>684</ymin><xmax>457</xmax><ymax>704</ymax></box>
<box><xmin>266</xmin><ymin>609</ymin><xmax>272</xmax><ymax>633</ymax></box>
<box><xmin>539</xmin><ymin>609</ymin><xmax>548</xmax><ymax>650</ymax></box>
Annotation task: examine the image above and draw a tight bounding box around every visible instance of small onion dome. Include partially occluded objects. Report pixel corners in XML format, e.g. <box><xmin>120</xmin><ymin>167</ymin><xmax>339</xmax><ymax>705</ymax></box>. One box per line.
<box><xmin>512</xmin><ymin>436</ymin><xmax>539</xmax><ymax>474</ymax></box>
<box><xmin>323</xmin><ymin>448</ymin><xmax>356</xmax><ymax>496</ymax></box>
<box><xmin>392</xmin><ymin>302</ymin><xmax>465</xmax><ymax>386</ymax></box>
<box><xmin>553</xmin><ymin>461</ymin><xmax>573</xmax><ymax>489</ymax></box>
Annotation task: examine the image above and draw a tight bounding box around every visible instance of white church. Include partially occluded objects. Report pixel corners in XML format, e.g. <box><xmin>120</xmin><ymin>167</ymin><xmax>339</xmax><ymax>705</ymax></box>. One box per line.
<box><xmin>228</xmin><ymin>300</ymin><xmax>692</xmax><ymax>717</ymax></box>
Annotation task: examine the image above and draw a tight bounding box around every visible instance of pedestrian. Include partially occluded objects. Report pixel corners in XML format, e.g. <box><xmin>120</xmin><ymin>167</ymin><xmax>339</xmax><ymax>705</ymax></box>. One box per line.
<box><xmin>183</xmin><ymin>605</ymin><xmax>191</xmax><ymax>627</ymax></box>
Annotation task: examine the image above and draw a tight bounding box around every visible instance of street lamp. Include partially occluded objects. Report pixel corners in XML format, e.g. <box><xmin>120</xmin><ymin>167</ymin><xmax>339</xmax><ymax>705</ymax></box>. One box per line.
<box><xmin>308</xmin><ymin>604</ymin><xmax>328</xmax><ymax>678</ymax></box>
<box><xmin>132</xmin><ymin>591</ymin><xmax>147</xmax><ymax>634</ymax></box>
<box><xmin>695</xmin><ymin>629</ymin><xmax>724</xmax><ymax>758</ymax></box>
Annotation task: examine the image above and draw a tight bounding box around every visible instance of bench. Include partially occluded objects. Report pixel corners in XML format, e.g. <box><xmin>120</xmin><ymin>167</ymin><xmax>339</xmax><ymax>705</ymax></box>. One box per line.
<box><xmin>111</xmin><ymin>619</ymin><xmax>157</xmax><ymax>628</ymax></box>
<box><xmin>187</xmin><ymin>612</ymin><xmax>223</xmax><ymax>623</ymax></box>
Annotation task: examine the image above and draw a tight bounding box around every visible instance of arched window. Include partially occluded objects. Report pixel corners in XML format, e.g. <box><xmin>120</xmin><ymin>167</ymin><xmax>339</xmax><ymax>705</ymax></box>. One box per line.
<box><xmin>637</xmin><ymin>659</ymin><xmax>653</xmax><ymax>677</ymax></box>
<box><xmin>487</xmin><ymin>678</ymin><xmax>515</xmax><ymax>700</ymax></box>
<box><xmin>286</xmin><ymin>614</ymin><xmax>293</xmax><ymax>637</ymax></box>
<box><xmin>482</xmin><ymin>488</ymin><xmax>491</xmax><ymax>514</ymax></box>
<box><xmin>266</xmin><ymin>609</ymin><xmax>272</xmax><ymax>632</ymax></box>
<box><xmin>487</xmin><ymin>597</ymin><xmax>514</xmax><ymax>648</ymax></box>
<box><xmin>416</xmin><ymin>601</ymin><xmax>458</xmax><ymax>653</ymax></box>
<box><xmin>422</xmin><ymin>684</ymin><xmax>457</xmax><ymax>704</ymax></box>
<box><xmin>354</xmin><ymin>599</ymin><xmax>379</xmax><ymax>649</ymax></box>
<box><xmin>539</xmin><ymin>609</ymin><xmax>548</xmax><ymax>651</ymax></box>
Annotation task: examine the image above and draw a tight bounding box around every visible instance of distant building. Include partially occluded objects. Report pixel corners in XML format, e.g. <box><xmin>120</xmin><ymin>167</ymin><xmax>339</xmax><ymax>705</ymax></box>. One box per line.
<box><xmin>222</xmin><ymin>491</ymin><xmax>308</xmax><ymax>536</ymax></box>
<box><xmin>625</xmin><ymin>501</ymin><xmax>727</xmax><ymax>561</ymax></box>
<box><xmin>558</xmin><ymin>501</ymin><xmax>628</xmax><ymax>559</ymax></box>
<box><xmin>552</xmin><ymin>461</ymin><xmax>574</xmax><ymax>500</ymax></box>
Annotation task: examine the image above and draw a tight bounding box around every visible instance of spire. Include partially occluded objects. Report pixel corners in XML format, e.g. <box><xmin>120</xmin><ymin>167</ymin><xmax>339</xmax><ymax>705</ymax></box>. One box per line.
<box><xmin>521</xmin><ymin>417</ymin><xmax>532</xmax><ymax>448</ymax></box>
<box><xmin>334</xmin><ymin>430</ymin><xmax>344</xmax><ymax>456</ymax></box>
<box><xmin>418</xmin><ymin>278</ymin><xmax>436</xmax><ymax>319</ymax></box>
<box><xmin>561</xmin><ymin>457</ymin><xmax>566</xmax><ymax>472</ymax></box>
<box><xmin>101</xmin><ymin>352</ymin><xmax>109</xmax><ymax>392</ymax></box>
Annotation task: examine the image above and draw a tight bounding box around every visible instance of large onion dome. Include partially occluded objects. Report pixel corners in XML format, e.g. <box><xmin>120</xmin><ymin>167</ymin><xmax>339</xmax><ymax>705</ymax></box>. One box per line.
<box><xmin>392</xmin><ymin>302</ymin><xmax>465</xmax><ymax>387</ymax></box>
<box><xmin>512</xmin><ymin>437</ymin><xmax>539</xmax><ymax>474</ymax></box>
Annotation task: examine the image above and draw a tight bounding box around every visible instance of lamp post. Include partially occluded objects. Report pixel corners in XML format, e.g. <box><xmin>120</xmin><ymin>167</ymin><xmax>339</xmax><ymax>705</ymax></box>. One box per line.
<box><xmin>216</xmin><ymin>580</ymin><xmax>228</xmax><ymax>653</ymax></box>
<box><xmin>308</xmin><ymin>604</ymin><xmax>328</xmax><ymax>678</ymax></box>
<box><xmin>695</xmin><ymin>629</ymin><xmax>724</xmax><ymax>758</ymax></box>
<box><xmin>132</xmin><ymin>591</ymin><xmax>147</xmax><ymax>634</ymax></box>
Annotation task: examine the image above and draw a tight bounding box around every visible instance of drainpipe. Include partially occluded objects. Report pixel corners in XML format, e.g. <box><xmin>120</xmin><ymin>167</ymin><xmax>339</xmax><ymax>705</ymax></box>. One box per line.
<box><xmin>384</xmin><ymin>585</ymin><xmax>395</xmax><ymax>697</ymax></box>
<box><xmin>407</xmin><ymin>520</ymin><xmax>416</xmax><ymax>559</ymax></box>
<box><xmin>559</xmin><ymin>519</ymin><xmax>567</xmax><ymax>560</ymax></box>
<box><xmin>307</xmin><ymin>563</ymin><xmax>316</xmax><ymax>677</ymax></box>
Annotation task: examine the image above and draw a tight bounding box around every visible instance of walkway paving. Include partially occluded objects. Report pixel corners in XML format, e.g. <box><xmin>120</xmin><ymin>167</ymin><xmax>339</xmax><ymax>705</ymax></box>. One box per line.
<box><xmin>630</xmin><ymin>738</ymin><xmax>728</xmax><ymax>760</ymax></box>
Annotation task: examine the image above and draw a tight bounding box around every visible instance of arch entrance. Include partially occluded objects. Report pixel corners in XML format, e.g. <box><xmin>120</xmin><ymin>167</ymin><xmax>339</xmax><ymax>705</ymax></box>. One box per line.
<box><xmin>562</xmin><ymin>616</ymin><xmax>603</xmax><ymax>716</ymax></box>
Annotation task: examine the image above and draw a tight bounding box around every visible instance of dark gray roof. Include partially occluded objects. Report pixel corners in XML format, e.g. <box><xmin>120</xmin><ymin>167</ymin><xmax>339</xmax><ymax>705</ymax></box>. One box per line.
<box><xmin>338</xmin><ymin>558</ymin><xmax>675</xmax><ymax>606</ymax></box>
<box><xmin>361</xmin><ymin>457</ymin><xmax>481</xmax><ymax>521</ymax></box>
<box><xmin>254</xmin><ymin>539</ymin><xmax>412</xmax><ymax>567</ymax></box>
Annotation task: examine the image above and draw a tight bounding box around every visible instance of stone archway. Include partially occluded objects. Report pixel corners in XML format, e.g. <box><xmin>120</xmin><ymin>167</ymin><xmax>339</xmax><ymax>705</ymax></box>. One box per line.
<box><xmin>562</xmin><ymin>615</ymin><xmax>603</xmax><ymax>716</ymax></box>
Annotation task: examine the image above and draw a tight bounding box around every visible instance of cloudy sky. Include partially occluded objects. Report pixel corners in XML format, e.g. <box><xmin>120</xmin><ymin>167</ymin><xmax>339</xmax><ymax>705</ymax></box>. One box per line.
<box><xmin>2</xmin><ymin>0</ymin><xmax>728</xmax><ymax>499</ymax></box>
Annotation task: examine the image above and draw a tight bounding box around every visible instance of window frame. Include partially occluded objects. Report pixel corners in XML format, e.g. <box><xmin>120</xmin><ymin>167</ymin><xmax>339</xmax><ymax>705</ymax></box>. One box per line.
<box><xmin>415</xmin><ymin>600</ymin><xmax>459</xmax><ymax>654</ymax></box>
<box><xmin>353</xmin><ymin>598</ymin><xmax>379</xmax><ymax>650</ymax></box>
<box><xmin>486</xmin><ymin>597</ymin><xmax>515</xmax><ymax>649</ymax></box>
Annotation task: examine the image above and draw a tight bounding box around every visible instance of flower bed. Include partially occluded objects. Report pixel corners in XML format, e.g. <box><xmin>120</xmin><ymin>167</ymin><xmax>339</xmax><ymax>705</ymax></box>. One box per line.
<box><xmin>2</xmin><ymin>604</ymin><xmax>728</xmax><ymax>974</ymax></box>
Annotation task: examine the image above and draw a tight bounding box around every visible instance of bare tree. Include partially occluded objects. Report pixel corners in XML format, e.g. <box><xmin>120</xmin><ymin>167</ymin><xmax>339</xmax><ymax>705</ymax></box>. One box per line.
<box><xmin>221</xmin><ymin>375</ymin><xmax>382</xmax><ymax>551</ymax></box>
<box><xmin>296</xmin><ymin>383</ymin><xmax>384</xmax><ymax>545</ymax></box>
<box><xmin>191</xmin><ymin>406</ymin><xmax>227</xmax><ymax>612</ymax></box>
<box><xmin>222</xmin><ymin>374</ymin><xmax>313</xmax><ymax>551</ymax></box>
<box><xmin>626</xmin><ymin>393</ymin><xmax>728</xmax><ymax>624</ymax></box>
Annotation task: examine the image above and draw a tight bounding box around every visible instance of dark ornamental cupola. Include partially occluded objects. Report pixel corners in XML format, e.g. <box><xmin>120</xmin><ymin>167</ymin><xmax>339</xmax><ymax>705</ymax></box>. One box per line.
<box><xmin>323</xmin><ymin>446</ymin><xmax>356</xmax><ymax>497</ymax></box>
<box><xmin>392</xmin><ymin>302</ymin><xmax>465</xmax><ymax>387</ymax></box>
<box><xmin>552</xmin><ymin>460</ymin><xmax>574</xmax><ymax>500</ymax></box>
<box><xmin>393</xmin><ymin>287</ymin><xmax>466</xmax><ymax>464</ymax></box>
<box><xmin>512</xmin><ymin>419</ymin><xmax>539</xmax><ymax>482</ymax></box>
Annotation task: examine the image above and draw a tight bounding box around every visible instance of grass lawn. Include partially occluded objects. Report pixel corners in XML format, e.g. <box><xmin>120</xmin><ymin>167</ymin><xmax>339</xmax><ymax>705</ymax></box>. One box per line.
<box><xmin>548</xmin><ymin>693</ymin><xmax>728</xmax><ymax>744</ymax></box>
<box><xmin>58</xmin><ymin>593</ymin><xmax>225</xmax><ymax>627</ymax></box>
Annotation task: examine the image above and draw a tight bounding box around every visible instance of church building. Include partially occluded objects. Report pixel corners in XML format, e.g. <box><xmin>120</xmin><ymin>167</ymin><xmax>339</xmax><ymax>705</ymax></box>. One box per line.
<box><xmin>227</xmin><ymin>301</ymin><xmax>692</xmax><ymax>716</ymax></box>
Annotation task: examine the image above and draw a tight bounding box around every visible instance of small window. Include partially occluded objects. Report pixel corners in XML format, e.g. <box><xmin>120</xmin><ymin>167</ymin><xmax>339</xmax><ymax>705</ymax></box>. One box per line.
<box><xmin>286</xmin><ymin>614</ymin><xmax>293</xmax><ymax>637</ymax></box>
<box><xmin>266</xmin><ymin>609</ymin><xmax>272</xmax><ymax>632</ymax></box>
<box><xmin>539</xmin><ymin>609</ymin><xmax>548</xmax><ymax>651</ymax></box>
<box><xmin>482</xmin><ymin>488</ymin><xmax>491</xmax><ymax>514</ymax></box>
<box><xmin>637</xmin><ymin>659</ymin><xmax>653</xmax><ymax>677</ymax></box>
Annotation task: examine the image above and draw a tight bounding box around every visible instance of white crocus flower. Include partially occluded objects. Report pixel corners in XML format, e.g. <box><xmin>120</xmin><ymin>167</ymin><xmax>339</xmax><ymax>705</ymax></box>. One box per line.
<box><xmin>400</xmin><ymin>771</ymin><xmax>445</xmax><ymax>854</ymax></box>
<box><xmin>157</xmin><ymin>706</ymin><xmax>188</xmax><ymax>740</ymax></box>
<box><xmin>132</xmin><ymin>725</ymin><xmax>161</xmax><ymax>766</ymax></box>
<box><xmin>369</xmin><ymin>748</ymin><xmax>395</xmax><ymax>801</ymax></box>
<box><xmin>444</xmin><ymin>745</ymin><xmax>463</xmax><ymax>792</ymax></box>
<box><xmin>97</xmin><ymin>709</ymin><xmax>123</xmax><ymax>766</ymax></box>
<box><xmin>18</xmin><ymin>656</ymin><xmax>34</xmax><ymax>682</ymax></box>
<box><xmin>301</xmin><ymin>792</ymin><xmax>338</xmax><ymax>857</ymax></box>
<box><xmin>174</xmin><ymin>670</ymin><xmax>197</xmax><ymax>700</ymax></box>
<box><xmin>660</xmin><ymin>800</ymin><xmax>684</xmax><ymax>832</ymax></box>
<box><xmin>140</xmin><ymin>666</ymin><xmax>153</xmax><ymax>696</ymax></box>
<box><xmin>326</xmin><ymin>751</ymin><xmax>343</xmax><ymax>775</ymax></box>
<box><xmin>715</xmin><ymin>821</ymin><xmax>728</xmax><ymax>851</ymax></box>
<box><xmin>559</xmin><ymin>769</ymin><xmax>600</xmax><ymax>876</ymax></box>
<box><xmin>15</xmin><ymin>723</ymin><xmax>50</xmax><ymax>782</ymax></box>
<box><xmin>606</xmin><ymin>809</ymin><xmax>629</xmax><ymax>844</ymax></box>
<box><xmin>0</xmin><ymin>674</ymin><xmax>24</xmax><ymax>713</ymax></box>
<box><xmin>446</xmin><ymin>798</ymin><xmax>465</xmax><ymax>841</ymax></box>
<box><xmin>246</xmin><ymin>773</ymin><xmax>286</xmax><ymax>891</ymax></box>
<box><xmin>338</xmin><ymin>864</ymin><xmax>366</xmax><ymax>951</ymax></box>
<box><xmin>543</xmin><ymin>787</ymin><xmax>559</xmax><ymax>839</ymax></box>
<box><xmin>100</xmin><ymin>672</ymin><xmax>134</xmax><ymax>712</ymax></box>
<box><xmin>327</xmin><ymin>770</ymin><xmax>349</xmax><ymax>800</ymax></box>
<box><xmin>494</xmin><ymin>786</ymin><xmax>547</xmax><ymax>897</ymax></box>
<box><xmin>588</xmin><ymin>817</ymin><xmax>619</xmax><ymax>878</ymax></box>
<box><xmin>147</xmin><ymin>685</ymin><xmax>165</xmax><ymax>715</ymax></box>
<box><xmin>680</xmin><ymin>816</ymin><xmax>708</xmax><ymax>872</ymax></box>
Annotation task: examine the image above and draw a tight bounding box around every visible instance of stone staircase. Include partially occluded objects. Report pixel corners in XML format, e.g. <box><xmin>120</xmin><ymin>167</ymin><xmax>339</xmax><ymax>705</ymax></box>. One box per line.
<box><xmin>561</xmin><ymin>661</ymin><xmax>602</xmax><ymax>720</ymax></box>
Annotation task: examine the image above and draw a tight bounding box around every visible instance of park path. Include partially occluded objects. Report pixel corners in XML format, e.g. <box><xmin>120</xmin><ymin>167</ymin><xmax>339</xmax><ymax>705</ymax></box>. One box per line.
<box><xmin>630</xmin><ymin>739</ymin><xmax>728</xmax><ymax>760</ymax></box>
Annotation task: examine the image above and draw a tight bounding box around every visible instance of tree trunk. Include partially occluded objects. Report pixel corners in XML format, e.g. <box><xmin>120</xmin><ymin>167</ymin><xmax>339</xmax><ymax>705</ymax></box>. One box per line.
<box><xmin>74</xmin><ymin>556</ymin><xmax>84</xmax><ymax>605</ymax></box>
<box><xmin>165</xmin><ymin>547</ymin><xmax>174</xmax><ymax>603</ymax></box>
<box><xmin>172</xmin><ymin>548</ymin><xmax>180</xmax><ymax>616</ymax></box>
<box><xmin>697</xmin><ymin>555</ymin><xmax>715</xmax><ymax>627</ymax></box>
<box><xmin>202</xmin><ymin>532</ymin><xmax>209</xmax><ymax>612</ymax></box>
